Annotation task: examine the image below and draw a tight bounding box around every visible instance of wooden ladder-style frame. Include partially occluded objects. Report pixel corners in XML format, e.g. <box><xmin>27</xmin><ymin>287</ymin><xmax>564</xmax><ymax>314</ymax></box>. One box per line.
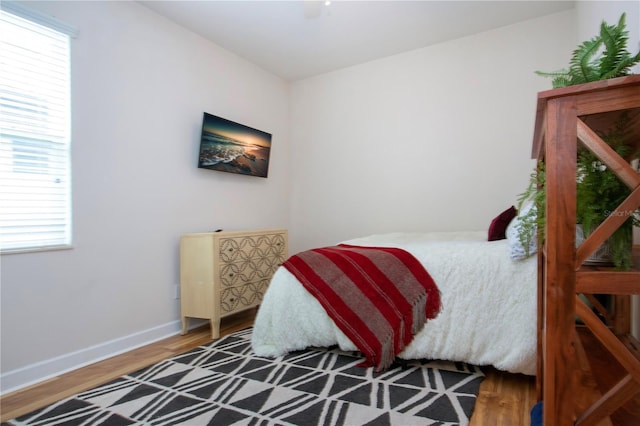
<box><xmin>532</xmin><ymin>75</ymin><xmax>640</xmax><ymax>425</ymax></box>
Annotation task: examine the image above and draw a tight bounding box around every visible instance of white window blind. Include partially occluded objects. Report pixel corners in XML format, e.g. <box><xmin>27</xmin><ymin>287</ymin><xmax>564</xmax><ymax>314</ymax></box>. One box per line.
<box><xmin>0</xmin><ymin>6</ymin><xmax>73</xmax><ymax>252</ymax></box>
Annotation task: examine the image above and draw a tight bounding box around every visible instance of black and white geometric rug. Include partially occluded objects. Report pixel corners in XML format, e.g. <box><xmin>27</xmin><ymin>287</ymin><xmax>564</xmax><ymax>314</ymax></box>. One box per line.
<box><xmin>5</xmin><ymin>328</ymin><xmax>485</xmax><ymax>425</ymax></box>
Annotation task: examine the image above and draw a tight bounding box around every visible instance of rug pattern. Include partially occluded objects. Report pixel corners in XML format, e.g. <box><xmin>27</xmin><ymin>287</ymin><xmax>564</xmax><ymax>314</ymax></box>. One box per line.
<box><xmin>6</xmin><ymin>328</ymin><xmax>484</xmax><ymax>425</ymax></box>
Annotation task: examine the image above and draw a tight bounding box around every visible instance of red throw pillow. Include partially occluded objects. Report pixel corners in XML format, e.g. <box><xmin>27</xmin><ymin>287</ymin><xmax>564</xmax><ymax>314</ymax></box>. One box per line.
<box><xmin>488</xmin><ymin>206</ymin><xmax>517</xmax><ymax>241</ymax></box>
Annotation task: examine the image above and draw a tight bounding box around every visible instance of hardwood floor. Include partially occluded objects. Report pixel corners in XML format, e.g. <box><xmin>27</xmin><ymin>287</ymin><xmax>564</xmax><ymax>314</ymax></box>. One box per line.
<box><xmin>0</xmin><ymin>312</ymin><xmax>637</xmax><ymax>425</ymax></box>
<box><xmin>575</xmin><ymin>327</ymin><xmax>640</xmax><ymax>425</ymax></box>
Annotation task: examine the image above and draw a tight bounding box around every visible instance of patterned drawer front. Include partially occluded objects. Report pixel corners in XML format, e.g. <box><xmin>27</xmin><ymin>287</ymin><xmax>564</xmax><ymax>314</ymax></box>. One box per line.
<box><xmin>220</xmin><ymin>280</ymin><xmax>269</xmax><ymax>314</ymax></box>
<box><xmin>219</xmin><ymin>233</ymin><xmax>286</xmax><ymax>287</ymax></box>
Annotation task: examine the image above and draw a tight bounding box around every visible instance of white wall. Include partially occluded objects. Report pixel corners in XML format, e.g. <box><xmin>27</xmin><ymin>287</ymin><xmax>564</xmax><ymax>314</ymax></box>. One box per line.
<box><xmin>0</xmin><ymin>1</ymin><xmax>290</xmax><ymax>393</ymax></box>
<box><xmin>288</xmin><ymin>10</ymin><xmax>577</xmax><ymax>254</ymax></box>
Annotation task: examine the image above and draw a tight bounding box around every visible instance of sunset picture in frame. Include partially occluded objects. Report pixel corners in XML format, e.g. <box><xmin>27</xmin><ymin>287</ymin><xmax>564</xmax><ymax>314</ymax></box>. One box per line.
<box><xmin>198</xmin><ymin>113</ymin><xmax>272</xmax><ymax>178</ymax></box>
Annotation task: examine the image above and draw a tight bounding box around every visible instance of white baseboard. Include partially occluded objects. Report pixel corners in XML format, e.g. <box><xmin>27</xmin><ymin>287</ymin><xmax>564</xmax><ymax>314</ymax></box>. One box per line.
<box><xmin>1</xmin><ymin>320</ymin><xmax>183</xmax><ymax>395</ymax></box>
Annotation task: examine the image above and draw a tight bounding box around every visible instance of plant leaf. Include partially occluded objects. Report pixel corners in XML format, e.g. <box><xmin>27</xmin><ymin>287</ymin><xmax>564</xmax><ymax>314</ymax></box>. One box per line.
<box><xmin>568</xmin><ymin>36</ymin><xmax>602</xmax><ymax>84</ymax></box>
<box><xmin>535</xmin><ymin>13</ymin><xmax>640</xmax><ymax>88</ymax></box>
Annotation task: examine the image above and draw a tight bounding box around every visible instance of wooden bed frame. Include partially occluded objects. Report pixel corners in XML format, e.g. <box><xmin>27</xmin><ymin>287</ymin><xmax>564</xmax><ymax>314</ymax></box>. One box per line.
<box><xmin>532</xmin><ymin>74</ymin><xmax>640</xmax><ymax>425</ymax></box>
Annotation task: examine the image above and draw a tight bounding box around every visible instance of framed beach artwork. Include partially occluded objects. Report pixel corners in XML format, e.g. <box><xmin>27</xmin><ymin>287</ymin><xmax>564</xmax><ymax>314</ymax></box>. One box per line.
<box><xmin>198</xmin><ymin>112</ymin><xmax>272</xmax><ymax>178</ymax></box>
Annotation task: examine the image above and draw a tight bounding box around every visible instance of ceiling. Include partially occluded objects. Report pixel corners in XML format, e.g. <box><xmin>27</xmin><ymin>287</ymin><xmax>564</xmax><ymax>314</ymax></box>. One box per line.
<box><xmin>139</xmin><ymin>1</ymin><xmax>575</xmax><ymax>81</ymax></box>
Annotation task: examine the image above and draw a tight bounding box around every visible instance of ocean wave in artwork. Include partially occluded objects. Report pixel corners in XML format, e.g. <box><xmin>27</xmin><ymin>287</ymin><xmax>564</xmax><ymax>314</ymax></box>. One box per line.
<box><xmin>199</xmin><ymin>133</ymin><xmax>246</xmax><ymax>166</ymax></box>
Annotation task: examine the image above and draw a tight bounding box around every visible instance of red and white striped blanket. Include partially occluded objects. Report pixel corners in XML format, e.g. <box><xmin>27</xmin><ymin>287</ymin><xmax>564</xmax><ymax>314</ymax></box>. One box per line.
<box><xmin>282</xmin><ymin>244</ymin><xmax>441</xmax><ymax>371</ymax></box>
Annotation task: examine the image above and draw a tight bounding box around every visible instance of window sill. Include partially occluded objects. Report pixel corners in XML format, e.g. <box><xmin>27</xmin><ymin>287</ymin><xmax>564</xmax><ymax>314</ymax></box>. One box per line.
<box><xmin>1</xmin><ymin>245</ymin><xmax>74</xmax><ymax>255</ymax></box>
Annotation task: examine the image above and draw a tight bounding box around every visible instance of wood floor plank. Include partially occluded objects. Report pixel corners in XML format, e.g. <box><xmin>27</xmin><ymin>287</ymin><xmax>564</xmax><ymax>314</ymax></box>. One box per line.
<box><xmin>469</xmin><ymin>366</ymin><xmax>536</xmax><ymax>426</ymax></box>
<box><xmin>576</xmin><ymin>327</ymin><xmax>640</xmax><ymax>425</ymax></box>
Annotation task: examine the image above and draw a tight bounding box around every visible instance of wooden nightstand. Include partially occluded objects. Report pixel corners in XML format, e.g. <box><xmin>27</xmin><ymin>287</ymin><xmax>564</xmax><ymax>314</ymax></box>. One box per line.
<box><xmin>179</xmin><ymin>228</ymin><xmax>288</xmax><ymax>339</ymax></box>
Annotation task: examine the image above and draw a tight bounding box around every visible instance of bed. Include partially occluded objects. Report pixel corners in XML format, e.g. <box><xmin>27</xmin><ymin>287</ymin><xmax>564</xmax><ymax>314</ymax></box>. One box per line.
<box><xmin>251</xmin><ymin>229</ymin><xmax>538</xmax><ymax>376</ymax></box>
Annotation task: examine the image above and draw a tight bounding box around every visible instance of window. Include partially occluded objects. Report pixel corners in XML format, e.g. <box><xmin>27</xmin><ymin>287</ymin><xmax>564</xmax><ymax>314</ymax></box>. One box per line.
<box><xmin>0</xmin><ymin>3</ymin><xmax>76</xmax><ymax>252</ymax></box>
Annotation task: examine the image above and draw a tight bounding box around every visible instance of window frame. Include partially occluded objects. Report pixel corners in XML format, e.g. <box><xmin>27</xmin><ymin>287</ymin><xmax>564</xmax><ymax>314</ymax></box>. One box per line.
<box><xmin>0</xmin><ymin>2</ymin><xmax>77</xmax><ymax>254</ymax></box>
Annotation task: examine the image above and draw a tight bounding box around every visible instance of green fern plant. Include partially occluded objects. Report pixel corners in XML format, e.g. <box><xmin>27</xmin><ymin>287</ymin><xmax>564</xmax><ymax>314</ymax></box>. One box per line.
<box><xmin>516</xmin><ymin>162</ymin><xmax>545</xmax><ymax>257</ymax></box>
<box><xmin>536</xmin><ymin>13</ymin><xmax>640</xmax><ymax>88</ymax></box>
<box><xmin>519</xmin><ymin>13</ymin><xmax>640</xmax><ymax>270</ymax></box>
<box><xmin>576</xmin><ymin>114</ymin><xmax>640</xmax><ymax>270</ymax></box>
<box><xmin>518</xmin><ymin>116</ymin><xmax>639</xmax><ymax>270</ymax></box>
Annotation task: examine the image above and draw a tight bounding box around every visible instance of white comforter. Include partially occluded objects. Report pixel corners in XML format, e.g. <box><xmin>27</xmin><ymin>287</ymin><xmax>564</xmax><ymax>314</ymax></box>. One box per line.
<box><xmin>251</xmin><ymin>231</ymin><xmax>537</xmax><ymax>375</ymax></box>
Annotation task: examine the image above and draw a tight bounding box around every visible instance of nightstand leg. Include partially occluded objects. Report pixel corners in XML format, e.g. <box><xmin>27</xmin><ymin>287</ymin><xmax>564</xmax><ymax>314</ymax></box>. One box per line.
<box><xmin>181</xmin><ymin>316</ymin><xmax>189</xmax><ymax>335</ymax></box>
<box><xmin>210</xmin><ymin>319</ymin><xmax>220</xmax><ymax>340</ymax></box>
